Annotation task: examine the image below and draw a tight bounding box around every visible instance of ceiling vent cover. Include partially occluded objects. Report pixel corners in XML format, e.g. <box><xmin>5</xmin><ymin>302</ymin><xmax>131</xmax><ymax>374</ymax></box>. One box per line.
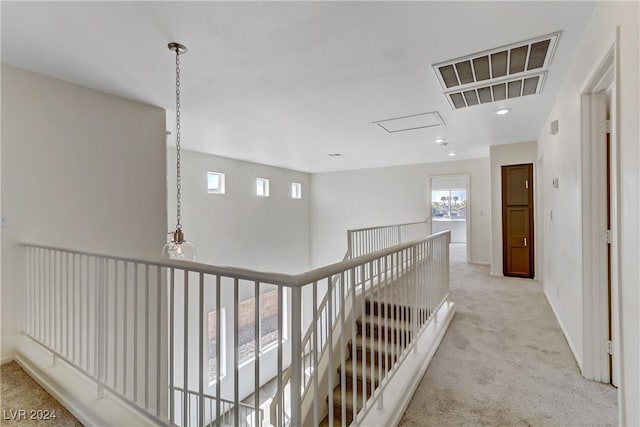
<box><xmin>433</xmin><ymin>32</ymin><xmax>561</xmax><ymax>110</ymax></box>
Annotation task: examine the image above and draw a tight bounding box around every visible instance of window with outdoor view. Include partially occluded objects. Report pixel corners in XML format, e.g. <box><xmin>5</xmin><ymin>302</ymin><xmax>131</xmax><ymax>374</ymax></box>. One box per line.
<box><xmin>207</xmin><ymin>307</ymin><xmax>226</xmax><ymax>385</ymax></box>
<box><xmin>431</xmin><ymin>189</ymin><xmax>467</xmax><ymax>220</ymax></box>
<box><xmin>237</xmin><ymin>289</ymin><xmax>284</xmax><ymax>365</ymax></box>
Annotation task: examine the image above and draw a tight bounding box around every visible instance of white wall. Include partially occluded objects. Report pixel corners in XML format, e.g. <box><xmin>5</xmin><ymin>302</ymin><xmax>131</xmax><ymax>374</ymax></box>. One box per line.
<box><xmin>167</xmin><ymin>148</ymin><xmax>311</xmax><ymax>274</ymax></box>
<box><xmin>310</xmin><ymin>158</ymin><xmax>491</xmax><ymax>268</ymax></box>
<box><xmin>1</xmin><ymin>65</ymin><xmax>167</xmax><ymax>358</ymax></box>
<box><xmin>431</xmin><ymin>175</ymin><xmax>467</xmax><ymax>191</ymax></box>
<box><xmin>0</xmin><ymin>63</ymin><xmax>4</xmax><ymax>363</ymax></box>
<box><xmin>489</xmin><ymin>141</ymin><xmax>538</xmax><ymax>276</ymax></box>
<box><xmin>433</xmin><ymin>220</ymin><xmax>466</xmax><ymax>243</ymax></box>
<box><xmin>536</xmin><ymin>2</ymin><xmax>639</xmax><ymax>424</ymax></box>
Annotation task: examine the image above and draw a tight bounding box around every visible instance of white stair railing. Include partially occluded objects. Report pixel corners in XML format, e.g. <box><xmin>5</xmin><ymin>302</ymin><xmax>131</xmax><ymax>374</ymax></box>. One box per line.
<box><xmin>298</xmin><ymin>230</ymin><xmax>449</xmax><ymax>426</ymax></box>
<box><xmin>22</xmin><ymin>245</ymin><xmax>296</xmax><ymax>426</ymax></box>
<box><xmin>348</xmin><ymin>220</ymin><xmax>430</xmax><ymax>259</ymax></box>
<box><xmin>171</xmin><ymin>386</ymin><xmax>263</xmax><ymax>426</ymax></box>
<box><xmin>270</xmin><ymin>220</ymin><xmax>436</xmax><ymax>424</ymax></box>
<box><xmin>21</xmin><ymin>220</ymin><xmax>447</xmax><ymax>427</ymax></box>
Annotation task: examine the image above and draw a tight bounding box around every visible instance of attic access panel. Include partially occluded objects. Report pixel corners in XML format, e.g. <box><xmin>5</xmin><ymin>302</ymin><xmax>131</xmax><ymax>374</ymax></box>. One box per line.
<box><xmin>433</xmin><ymin>32</ymin><xmax>560</xmax><ymax>110</ymax></box>
<box><xmin>373</xmin><ymin>111</ymin><xmax>446</xmax><ymax>133</ymax></box>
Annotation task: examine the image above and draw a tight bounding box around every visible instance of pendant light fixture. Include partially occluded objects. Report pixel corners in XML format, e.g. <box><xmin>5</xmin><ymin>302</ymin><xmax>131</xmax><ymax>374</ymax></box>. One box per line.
<box><xmin>162</xmin><ymin>42</ymin><xmax>196</xmax><ymax>260</ymax></box>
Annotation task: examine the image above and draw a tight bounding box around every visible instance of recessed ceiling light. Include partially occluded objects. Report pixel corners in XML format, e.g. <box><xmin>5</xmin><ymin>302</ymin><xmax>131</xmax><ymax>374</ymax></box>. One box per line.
<box><xmin>496</xmin><ymin>108</ymin><xmax>510</xmax><ymax>115</ymax></box>
<box><xmin>448</xmin><ymin>151</ymin><xmax>456</xmax><ymax>157</ymax></box>
<box><xmin>435</xmin><ymin>138</ymin><xmax>445</xmax><ymax>144</ymax></box>
<box><xmin>328</xmin><ymin>153</ymin><xmax>343</xmax><ymax>157</ymax></box>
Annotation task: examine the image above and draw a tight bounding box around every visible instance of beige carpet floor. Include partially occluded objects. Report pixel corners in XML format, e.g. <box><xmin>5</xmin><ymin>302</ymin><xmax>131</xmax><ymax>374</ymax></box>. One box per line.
<box><xmin>400</xmin><ymin>244</ymin><xmax>618</xmax><ymax>427</ymax></box>
<box><xmin>0</xmin><ymin>361</ymin><xmax>82</xmax><ymax>426</ymax></box>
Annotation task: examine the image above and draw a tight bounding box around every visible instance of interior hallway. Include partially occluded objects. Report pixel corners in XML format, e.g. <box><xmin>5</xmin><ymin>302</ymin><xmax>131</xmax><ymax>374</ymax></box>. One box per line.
<box><xmin>400</xmin><ymin>244</ymin><xmax>617</xmax><ymax>426</ymax></box>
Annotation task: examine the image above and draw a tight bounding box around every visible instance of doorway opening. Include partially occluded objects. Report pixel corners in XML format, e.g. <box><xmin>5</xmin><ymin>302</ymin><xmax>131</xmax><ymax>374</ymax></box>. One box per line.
<box><xmin>580</xmin><ymin>44</ymin><xmax>619</xmax><ymax>387</ymax></box>
<box><xmin>429</xmin><ymin>174</ymin><xmax>471</xmax><ymax>263</ymax></box>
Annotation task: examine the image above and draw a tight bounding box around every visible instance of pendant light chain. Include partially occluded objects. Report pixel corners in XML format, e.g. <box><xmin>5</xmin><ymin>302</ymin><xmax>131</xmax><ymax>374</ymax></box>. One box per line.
<box><xmin>163</xmin><ymin>42</ymin><xmax>192</xmax><ymax>258</ymax></box>
<box><xmin>175</xmin><ymin>48</ymin><xmax>182</xmax><ymax>230</ymax></box>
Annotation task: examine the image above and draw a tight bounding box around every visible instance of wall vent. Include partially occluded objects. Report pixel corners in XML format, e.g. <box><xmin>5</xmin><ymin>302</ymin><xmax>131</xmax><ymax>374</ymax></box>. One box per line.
<box><xmin>433</xmin><ymin>32</ymin><xmax>561</xmax><ymax>110</ymax></box>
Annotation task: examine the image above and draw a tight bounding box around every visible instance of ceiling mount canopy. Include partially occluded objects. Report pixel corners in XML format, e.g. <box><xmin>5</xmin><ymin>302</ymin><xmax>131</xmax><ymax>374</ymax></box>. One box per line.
<box><xmin>168</xmin><ymin>42</ymin><xmax>188</xmax><ymax>55</ymax></box>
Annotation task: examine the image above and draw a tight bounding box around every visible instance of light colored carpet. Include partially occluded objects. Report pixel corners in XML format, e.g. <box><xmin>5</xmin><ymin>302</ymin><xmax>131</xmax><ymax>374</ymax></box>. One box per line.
<box><xmin>0</xmin><ymin>361</ymin><xmax>82</xmax><ymax>426</ymax></box>
<box><xmin>399</xmin><ymin>244</ymin><xmax>617</xmax><ymax>427</ymax></box>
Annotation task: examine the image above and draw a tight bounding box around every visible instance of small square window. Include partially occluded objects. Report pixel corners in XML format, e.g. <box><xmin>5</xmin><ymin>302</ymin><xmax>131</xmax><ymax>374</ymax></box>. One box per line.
<box><xmin>256</xmin><ymin>178</ymin><xmax>270</xmax><ymax>197</ymax></box>
<box><xmin>208</xmin><ymin>172</ymin><xmax>225</xmax><ymax>194</ymax></box>
<box><xmin>291</xmin><ymin>182</ymin><xmax>302</xmax><ymax>199</ymax></box>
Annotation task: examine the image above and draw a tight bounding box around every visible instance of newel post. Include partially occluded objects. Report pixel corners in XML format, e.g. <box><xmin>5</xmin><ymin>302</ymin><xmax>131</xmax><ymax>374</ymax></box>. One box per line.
<box><xmin>290</xmin><ymin>286</ymin><xmax>302</xmax><ymax>426</ymax></box>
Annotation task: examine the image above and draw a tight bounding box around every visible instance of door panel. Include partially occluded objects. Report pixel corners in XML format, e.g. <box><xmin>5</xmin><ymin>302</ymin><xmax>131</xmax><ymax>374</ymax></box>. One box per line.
<box><xmin>505</xmin><ymin>207</ymin><xmax>530</xmax><ymax>276</ymax></box>
<box><xmin>505</xmin><ymin>166</ymin><xmax>530</xmax><ymax>206</ymax></box>
<box><xmin>502</xmin><ymin>164</ymin><xmax>534</xmax><ymax>278</ymax></box>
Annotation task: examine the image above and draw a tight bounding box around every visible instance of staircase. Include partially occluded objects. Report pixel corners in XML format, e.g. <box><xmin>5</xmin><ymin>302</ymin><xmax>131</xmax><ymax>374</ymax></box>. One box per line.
<box><xmin>320</xmin><ymin>290</ymin><xmax>416</xmax><ymax>426</ymax></box>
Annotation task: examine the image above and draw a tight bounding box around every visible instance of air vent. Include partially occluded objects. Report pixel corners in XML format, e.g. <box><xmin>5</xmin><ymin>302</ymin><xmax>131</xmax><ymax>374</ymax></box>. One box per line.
<box><xmin>433</xmin><ymin>32</ymin><xmax>560</xmax><ymax>109</ymax></box>
<box><xmin>446</xmin><ymin>74</ymin><xmax>544</xmax><ymax>108</ymax></box>
<box><xmin>373</xmin><ymin>111</ymin><xmax>445</xmax><ymax>133</ymax></box>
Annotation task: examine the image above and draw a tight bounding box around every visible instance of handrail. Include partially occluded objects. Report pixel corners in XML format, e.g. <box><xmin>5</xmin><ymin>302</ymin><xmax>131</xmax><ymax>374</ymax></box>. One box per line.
<box><xmin>295</xmin><ymin>232</ymin><xmax>444</xmax><ymax>285</ymax></box>
<box><xmin>20</xmin><ymin>242</ymin><xmax>299</xmax><ymax>286</ymax></box>
<box><xmin>269</xmin><ymin>250</ymin><xmax>351</xmax><ymax>424</ymax></box>
<box><xmin>171</xmin><ymin>385</ymin><xmax>262</xmax><ymax>416</ymax></box>
<box><xmin>20</xmin><ymin>230</ymin><xmax>443</xmax><ymax>289</ymax></box>
<box><xmin>171</xmin><ymin>386</ymin><xmax>258</xmax><ymax>412</ymax></box>
<box><xmin>347</xmin><ymin>219</ymin><xmax>427</xmax><ymax>233</ymax></box>
<box><xmin>300</xmin><ymin>251</ymin><xmax>350</xmax><ymax>347</ymax></box>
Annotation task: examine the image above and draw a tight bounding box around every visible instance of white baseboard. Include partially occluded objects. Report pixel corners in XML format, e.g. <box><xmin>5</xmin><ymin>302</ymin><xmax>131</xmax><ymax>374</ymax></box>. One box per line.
<box><xmin>543</xmin><ymin>290</ymin><xmax>583</xmax><ymax>371</ymax></box>
<box><xmin>469</xmin><ymin>260</ymin><xmax>490</xmax><ymax>266</ymax></box>
<box><xmin>1</xmin><ymin>354</ymin><xmax>15</xmax><ymax>364</ymax></box>
<box><xmin>14</xmin><ymin>352</ymin><xmax>98</xmax><ymax>427</ymax></box>
<box><xmin>358</xmin><ymin>301</ymin><xmax>456</xmax><ymax>427</ymax></box>
<box><xmin>15</xmin><ymin>339</ymin><xmax>157</xmax><ymax>427</ymax></box>
<box><xmin>490</xmin><ymin>271</ymin><xmax>504</xmax><ymax>277</ymax></box>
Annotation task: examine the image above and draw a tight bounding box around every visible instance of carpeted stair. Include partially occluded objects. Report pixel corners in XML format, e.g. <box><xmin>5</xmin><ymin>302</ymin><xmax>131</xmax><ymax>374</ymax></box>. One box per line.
<box><xmin>319</xmin><ymin>297</ymin><xmax>413</xmax><ymax>426</ymax></box>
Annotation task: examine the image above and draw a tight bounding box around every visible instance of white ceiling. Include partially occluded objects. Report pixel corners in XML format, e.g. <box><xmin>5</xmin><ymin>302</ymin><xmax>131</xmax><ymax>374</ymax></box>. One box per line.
<box><xmin>1</xmin><ymin>1</ymin><xmax>596</xmax><ymax>173</ymax></box>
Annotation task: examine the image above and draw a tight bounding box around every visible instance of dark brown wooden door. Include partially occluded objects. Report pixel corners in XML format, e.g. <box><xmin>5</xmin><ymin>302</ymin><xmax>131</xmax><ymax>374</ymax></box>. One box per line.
<box><xmin>502</xmin><ymin>164</ymin><xmax>534</xmax><ymax>278</ymax></box>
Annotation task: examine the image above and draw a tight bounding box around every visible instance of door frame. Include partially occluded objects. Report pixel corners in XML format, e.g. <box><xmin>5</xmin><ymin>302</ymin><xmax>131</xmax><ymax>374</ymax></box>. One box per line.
<box><xmin>580</xmin><ymin>40</ymin><xmax>620</xmax><ymax>386</ymax></box>
<box><xmin>427</xmin><ymin>173</ymin><xmax>471</xmax><ymax>262</ymax></box>
<box><xmin>536</xmin><ymin>153</ymin><xmax>544</xmax><ymax>284</ymax></box>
